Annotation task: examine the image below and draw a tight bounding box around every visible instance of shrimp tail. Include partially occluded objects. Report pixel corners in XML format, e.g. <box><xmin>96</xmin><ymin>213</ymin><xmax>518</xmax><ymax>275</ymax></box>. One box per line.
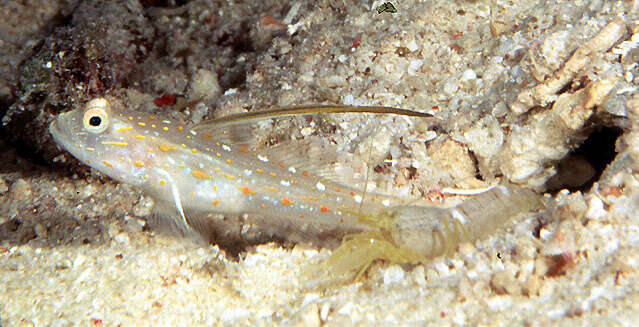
<box><xmin>303</xmin><ymin>183</ymin><xmax>543</xmax><ymax>287</ymax></box>
<box><xmin>389</xmin><ymin>183</ymin><xmax>543</xmax><ymax>258</ymax></box>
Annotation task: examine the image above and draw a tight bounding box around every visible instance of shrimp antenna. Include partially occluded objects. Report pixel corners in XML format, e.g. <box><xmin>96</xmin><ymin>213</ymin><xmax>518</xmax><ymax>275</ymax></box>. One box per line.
<box><xmin>358</xmin><ymin>127</ymin><xmax>375</xmax><ymax>217</ymax></box>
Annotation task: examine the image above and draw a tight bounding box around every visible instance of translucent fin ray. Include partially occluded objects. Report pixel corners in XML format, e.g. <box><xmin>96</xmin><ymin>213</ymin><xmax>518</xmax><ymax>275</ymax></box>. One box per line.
<box><xmin>192</xmin><ymin>104</ymin><xmax>435</xmax><ymax>188</ymax></box>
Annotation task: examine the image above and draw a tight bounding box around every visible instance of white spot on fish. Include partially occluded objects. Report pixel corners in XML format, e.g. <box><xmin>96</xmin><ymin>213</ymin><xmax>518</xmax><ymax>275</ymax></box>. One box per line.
<box><xmin>280</xmin><ymin>180</ymin><xmax>291</xmax><ymax>187</ymax></box>
<box><xmin>258</xmin><ymin>154</ymin><xmax>269</xmax><ymax>162</ymax></box>
<box><xmin>244</xmin><ymin>169</ymin><xmax>252</xmax><ymax>176</ymax></box>
<box><xmin>316</xmin><ymin>181</ymin><xmax>325</xmax><ymax>191</ymax></box>
<box><xmin>382</xmin><ymin>199</ymin><xmax>391</xmax><ymax>207</ymax></box>
<box><xmin>451</xmin><ymin>209</ymin><xmax>467</xmax><ymax>225</ymax></box>
<box><xmin>222</xmin><ymin>144</ymin><xmax>231</xmax><ymax>152</ymax></box>
<box><xmin>288</xmin><ymin>166</ymin><xmax>296</xmax><ymax>173</ymax></box>
<box><xmin>354</xmin><ymin>195</ymin><xmax>362</xmax><ymax>203</ymax></box>
<box><xmin>190</xmin><ymin>130</ymin><xmax>197</xmax><ymax>136</ymax></box>
<box><xmin>162</xmin><ymin>120</ymin><xmax>171</xmax><ymax>124</ymax></box>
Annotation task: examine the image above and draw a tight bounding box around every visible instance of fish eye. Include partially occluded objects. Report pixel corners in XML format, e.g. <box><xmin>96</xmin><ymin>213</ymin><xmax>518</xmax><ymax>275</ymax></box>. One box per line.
<box><xmin>83</xmin><ymin>98</ymin><xmax>110</xmax><ymax>134</ymax></box>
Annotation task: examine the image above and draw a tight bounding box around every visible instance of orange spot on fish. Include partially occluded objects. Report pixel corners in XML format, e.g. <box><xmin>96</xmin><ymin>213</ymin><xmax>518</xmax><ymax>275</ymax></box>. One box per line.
<box><xmin>241</xmin><ymin>147</ymin><xmax>248</xmax><ymax>153</ymax></box>
<box><xmin>191</xmin><ymin>170</ymin><xmax>206</xmax><ymax>179</ymax></box>
<box><xmin>134</xmin><ymin>161</ymin><xmax>144</xmax><ymax>168</ymax></box>
<box><xmin>241</xmin><ymin>187</ymin><xmax>252</xmax><ymax>195</ymax></box>
<box><xmin>260</xmin><ymin>204</ymin><xmax>266</xmax><ymax>209</ymax></box>
<box><xmin>269</xmin><ymin>172</ymin><xmax>277</xmax><ymax>177</ymax></box>
<box><xmin>278</xmin><ymin>162</ymin><xmax>285</xmax><ymax>168</ymax></box>
<box><xmin>281</xmin><ymin>198</ymin><xmax>292</xmax><ymax>205</ymax></box>
<box><xmin>158</xmin><ymin>144</ymin><xmax>171</xmax><ymax>152</ymax></box>
<box><xmin>320</xmin><ymin>205</ymin><xmax>330</xmax><ymax>213</ymax></box>
<box><xmin>192</xmin><ymin>148</ymin><xmax>197</xmax><ymax>153</ymax></box>
<box><xmin>212</xmin><ymin>200</ymin><xmax>219</xmax><ymax>206</ymax></box>
<box><xmin>102</xmin><ymin>160</ymin><xmax>113</xmax><ymax>168</ymax></box>
<box><xmin>159</xmin><ymin>179</ymin><xmax>166</xmax><ymax>185</ymax></box>
<box><xmin>203</xmin><ymin>133</ymin><xmax>212</xmax><ymax>139</ymax></box>
<box><xmin>255</xmin><ymin>169</ymin><xmax>264</xmax><ymax>174</ymax></box>
<box><xmin>226</xmin><ymin>159</ymin><xmax>232</xmax><ymax>164</ymax></box>
<box><xmin>350</xmin><ymin>191</ymin><xmax>355</xmax><ymax>196</ymax></box>
<box><xmin>302</xmin><ymin>171</ymin><xmax>309</xmax><ymax>177</ymax></box>
<box><xmin>177</xmin><ymin>126</ymin><xmax>184</xmax><ymax>131</ymax></box>
<box><xmin>335</xmin><ymin>187</ymin><xmax>341</xmax><ymax>192</ymax></box>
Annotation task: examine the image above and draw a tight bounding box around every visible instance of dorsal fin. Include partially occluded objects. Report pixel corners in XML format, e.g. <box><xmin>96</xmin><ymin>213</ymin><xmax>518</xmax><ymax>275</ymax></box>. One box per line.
<box><xmin>193</xmin><ymin>104</ymin><xmax>435</xmax><ymax>187</ymax></box>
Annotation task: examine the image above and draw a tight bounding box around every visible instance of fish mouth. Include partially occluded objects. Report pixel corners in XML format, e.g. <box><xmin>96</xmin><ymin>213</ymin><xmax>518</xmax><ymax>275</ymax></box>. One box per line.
<box><xmin>49</xmin><ymin>115</ymin><xmax>65</xmax><ymax>143</ymax></box>
<box><xmin>49</xmin><ymin>111</ymin><xmax>75</xmax><ymax>149</ymax></box>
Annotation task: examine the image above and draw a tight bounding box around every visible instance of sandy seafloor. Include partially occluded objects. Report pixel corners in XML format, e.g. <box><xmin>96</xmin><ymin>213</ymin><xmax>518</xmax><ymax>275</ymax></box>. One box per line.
<box><xmin>2</xmin><ymin>0</ymin><xmax>639</xmax><ymax>326</ymax></box>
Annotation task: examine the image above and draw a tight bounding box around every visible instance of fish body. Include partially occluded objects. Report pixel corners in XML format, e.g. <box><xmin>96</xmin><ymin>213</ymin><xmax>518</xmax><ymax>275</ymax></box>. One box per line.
<box><xmin>51</xmin><ymin>97</ymin><xmax>543</xmax><ymax>283</ymax></box>
<box><xmin>50</xmin><ymin>98</ymin><xmax>418</xmax><ymax>243</ymax></box>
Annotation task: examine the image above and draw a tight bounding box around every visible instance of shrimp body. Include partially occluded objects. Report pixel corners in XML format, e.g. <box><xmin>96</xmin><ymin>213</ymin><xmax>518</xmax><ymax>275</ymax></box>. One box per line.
<box><xmin>307</xmin><ymin>184</ymin><xmax>543</xmax><ymax>283</ymax></box>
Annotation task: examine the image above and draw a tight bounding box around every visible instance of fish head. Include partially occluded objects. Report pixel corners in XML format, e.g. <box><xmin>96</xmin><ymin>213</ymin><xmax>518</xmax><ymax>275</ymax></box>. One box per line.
<box><xmin>50</xmin><ymin>97</ymin><xmax>160</xmax><ymax>185</ymax></box>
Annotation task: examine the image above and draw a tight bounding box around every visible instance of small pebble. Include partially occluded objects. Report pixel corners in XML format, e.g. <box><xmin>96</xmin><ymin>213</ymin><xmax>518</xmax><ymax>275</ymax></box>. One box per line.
<box><xmin>461</xmin><ymin>69</ymin><xmax>477</xmax><ymax>81</ymax></box>
<box><xmin>383</xmin><ymin>265</ymin><xmax>405</xmax><ymax>284</ymax></box>
<box><xmin>133</xmin><ymin>197</ymin><xmax>154</xmax><ymax>217</ymax></box>
<box><xmin>124</xmin><ymin>215</ymin><xmax>145</xmax><ymax>233</ymax></box>
<box><xmin>34</xmin><ymin>224</ymin><xmax>48</xmax><ymax>238</ymax></box>
<box><xmin>585</xmin><ymin>196</ymin><xmax>606</xmax><ymax>220</ymax></box>
<box><xmin>80</xmin><ymin>184</ymin><xmax>97</xmax><ymax>199</ymax></box>
<box><xmin>10</xmin><ymin>179</ymin><xmax>32</xmax><ymax>199</ymax></box>
<box><xmin>0</xmin><ymin>177</ymin><xmax>8</xmax><ymax>194</ymax></box>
